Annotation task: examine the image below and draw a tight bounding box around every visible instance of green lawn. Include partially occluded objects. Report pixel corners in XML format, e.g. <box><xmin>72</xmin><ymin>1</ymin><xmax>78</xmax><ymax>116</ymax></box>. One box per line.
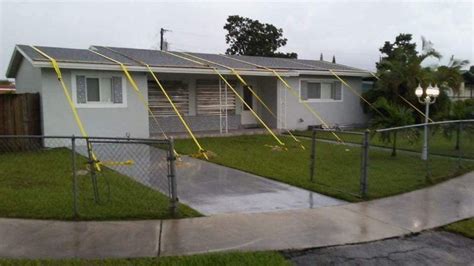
<box><xmin>444</xmin><ymin>218</ymin><xmax>474</xmax><ymax>238</ymax></box>
<box><xmin>0</xmin><ymin>251</ymin><xmax>289</xmax><ymax>266</ymax></box>
<box><xmin>175</xmin><ymin>134</ymin><xmax>474</xmax><ymax>201</ymax></box>
<box><xmin>291</xmin><ymin>125</ymin><xmax>474</xmax><ymax>159</ymax></box>
<box><xmin>0</xmin><ymin>148</ymin><xmax>200</xmax><ymax>220</ymax></box>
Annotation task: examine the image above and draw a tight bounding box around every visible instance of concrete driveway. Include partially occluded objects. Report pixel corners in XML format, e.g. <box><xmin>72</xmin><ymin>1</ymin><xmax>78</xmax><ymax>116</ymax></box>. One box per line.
<box><xmin>80</xmin><ymin>143</ymin><xmax>345</xmax><ymax>215</ymax></box>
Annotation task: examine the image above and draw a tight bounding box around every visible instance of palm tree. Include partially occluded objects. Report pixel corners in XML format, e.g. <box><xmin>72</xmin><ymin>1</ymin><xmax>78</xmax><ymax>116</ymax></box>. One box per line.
<box><xmin>371</xmin><ymin>98</ymin><xmax>415</xmax><ymax>156</ymax></box>
<box><xmin>433</xmin><ymin>55</ymin><xmax>470</xmax><ymax>96</ymax></box>
<box><xmin>364</xmin><ymin>34</ymin><xmax>468</xmax><ymax>122</ymax></box>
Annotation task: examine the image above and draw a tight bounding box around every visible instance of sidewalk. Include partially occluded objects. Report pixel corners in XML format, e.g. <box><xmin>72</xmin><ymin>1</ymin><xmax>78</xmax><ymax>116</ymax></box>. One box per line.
<box><xmin>0</xmin><ymin>171</ymin><xmax>472</xmax><ymax>259</ymax></box>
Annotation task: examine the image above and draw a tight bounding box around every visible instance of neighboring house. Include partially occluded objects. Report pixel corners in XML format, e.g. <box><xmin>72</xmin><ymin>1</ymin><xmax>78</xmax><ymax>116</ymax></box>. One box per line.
<box><xmin>0</xmin><ymin>81</ymin><xmax>15</xmax><ymax>94</ymax></box>
<box><xmin>446</xmin><ymin>67</ymin><xmax>474</xmax><ymax>101</ymax></box>
<box><xmin>6</xmin><ymin>45</ymin><xmax>370</xmax><ymax>138</ymax></box>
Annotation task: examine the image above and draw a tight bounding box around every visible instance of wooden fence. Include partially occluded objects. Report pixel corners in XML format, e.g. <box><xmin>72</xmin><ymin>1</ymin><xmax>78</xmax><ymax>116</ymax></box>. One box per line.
<box><xmin>0</xmin><ymin>93</ymin><xmax>41</xmax><ymax>135</ymax></box>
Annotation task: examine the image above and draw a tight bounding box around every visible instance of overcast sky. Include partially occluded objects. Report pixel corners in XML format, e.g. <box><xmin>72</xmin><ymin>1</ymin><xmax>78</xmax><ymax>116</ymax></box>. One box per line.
<box><xmin>1</xmin><ymin>0</ymin><xmax>473</xmax><ymax>79</ymax></box>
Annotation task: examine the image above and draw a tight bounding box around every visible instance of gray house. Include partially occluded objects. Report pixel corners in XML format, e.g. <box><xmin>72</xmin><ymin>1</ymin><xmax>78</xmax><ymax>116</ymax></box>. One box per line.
<box><xmin>6</xmin><ymin>45</ymin><xmax>370</xmax><ymax>138</ymax></box>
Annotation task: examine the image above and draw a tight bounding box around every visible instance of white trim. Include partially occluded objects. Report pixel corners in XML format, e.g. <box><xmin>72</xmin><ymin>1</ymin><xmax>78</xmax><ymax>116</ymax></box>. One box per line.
<box><xmin>23</xmin><ymin>58</ymin><xmax>369</xmax><ymax>78</ymax></box>
<box><xmin>71</xmin><ymin>71</ymin><xmax>127</xmax><ymax>108</ymax></box>
<box><xmin>299</xmin><ymin>78</ymin><xmax>344</xmax><ymax>103</ymax></box>
<box><xmin>6</xmin><ymin>46</ymin><xmax>35</xmax><ymax>78</ymax></box>
<box><xmin>297</xmin><ymin>70</ymin><xmax>370</xmax><ymax>77</ymax></box>
<box><xmin>16</xmin><ymin>46</ymin><xmax>35</xmax><ymax>65</ymax></box>
<box><xmin>31</xmin><ymin>61</ymin><xmax>298</xmax><ymax>77</ymax></box>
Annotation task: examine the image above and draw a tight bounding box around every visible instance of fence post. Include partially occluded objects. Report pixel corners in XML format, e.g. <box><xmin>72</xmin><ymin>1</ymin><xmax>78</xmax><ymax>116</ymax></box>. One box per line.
<box><xmin>168</xmin><ymin>138</ymin><xmax>178</xmax><ymax>216</ymax></box>
<box><xmin>310</xmin><ymin>129</ymin><xmax>316</xmax><ymax>182</ymax></box>
<box><xmin>425</xmin><ymin>125</ymin><xmax>432</xmax><ymax>184</ymax></box>
<box><xmin>86</xmin><ymin>138</ymin><xmax>100</xmax><ymax>203</ymax></box>
<box><xmin>71</xmin><ymin>135</ymin><xmax>78</xmax><ymax>219</ymax></box>
<box><xmin>360</xmin><ymin>129</ymin><xmax>369</xmax><ymax>198</ymax></box>
<box><xmin>457</xmin><ymin>122</ymin><xmax>463</xmax><ymax>170</ymax></box>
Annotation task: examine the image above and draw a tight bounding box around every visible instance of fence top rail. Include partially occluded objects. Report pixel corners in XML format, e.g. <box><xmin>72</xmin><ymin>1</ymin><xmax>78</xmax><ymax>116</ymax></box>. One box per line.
<box><xmin>0</xmin><ymin>135</ymin><xmax>170</xmax><ymax>143</ymax></box>
<box><xmin>375</xmin><ymin>119</ymin><xmax>474</xmax><ymax>133</ymax></box>
<box><xmin>311</xmin><ymin>128</ymin><xmax>366</xmax><ymax>135</ymax></box>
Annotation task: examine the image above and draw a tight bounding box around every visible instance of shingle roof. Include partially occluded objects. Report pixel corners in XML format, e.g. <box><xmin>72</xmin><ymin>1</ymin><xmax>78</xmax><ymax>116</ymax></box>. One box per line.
<box><xmin>9</xmin><ymin>44</ymin><xmax>368</xmax><ymax>77</ymax></box>
<box><xmin>93</xmin><ymin>46</ymin><xmax>207</xmax><ymax>68</ymax></box>
<box><xmin>17</xmin><ymin>45</ymin><xmax>112</xmax><ymax>64</ymax></box>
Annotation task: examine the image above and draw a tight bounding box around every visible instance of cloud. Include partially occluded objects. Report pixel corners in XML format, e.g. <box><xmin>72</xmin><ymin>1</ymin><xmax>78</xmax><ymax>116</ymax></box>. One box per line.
<box><xmin>1</xmin><ymin>0</ymin><xmax>472</xmax><ymax>78</ymax></box>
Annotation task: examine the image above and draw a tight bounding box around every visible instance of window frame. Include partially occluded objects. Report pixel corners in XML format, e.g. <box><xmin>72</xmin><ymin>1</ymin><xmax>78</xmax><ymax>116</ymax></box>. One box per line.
<box><xmin>299</xmin><ymin>78</ymin><xmax>343</xmax><ymax>103</ymax></box>
<box><xmin>72</xmin><ymin>72</ymin><xmax>127</xmax><ymax>108</ymax></box>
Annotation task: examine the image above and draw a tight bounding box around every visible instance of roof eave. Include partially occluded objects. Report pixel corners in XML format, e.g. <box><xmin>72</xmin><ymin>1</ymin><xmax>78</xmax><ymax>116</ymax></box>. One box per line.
<box><xmin>6</xmin><ymin>45</ymin><xmax>35</xmax><ymax>78</ymax></box>
<box><xmin>30</xmin><ymin>61</ymin><xmax>299</xmax><ymax>77</ymax></box>
<box><xmin>296</xmin><ymin>70</ymin><xmax>371</xmax><ymax>77</ymax></box>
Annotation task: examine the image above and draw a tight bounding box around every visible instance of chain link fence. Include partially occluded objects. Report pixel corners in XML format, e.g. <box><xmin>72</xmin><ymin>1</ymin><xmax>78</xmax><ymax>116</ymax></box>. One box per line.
<box><xmin>0</xmin><ymin>135</ymin><xmax>178</xmax><ymax>219</ymax></box>
<box><xmin>309</xmin><ymin>120</ymin><xmax>474</xmax><ymax>199</ymax></box>
<box><xmin>309</xmin><ymin>129</ymin><xmax>368</xmax><ymax>198</ymax></box>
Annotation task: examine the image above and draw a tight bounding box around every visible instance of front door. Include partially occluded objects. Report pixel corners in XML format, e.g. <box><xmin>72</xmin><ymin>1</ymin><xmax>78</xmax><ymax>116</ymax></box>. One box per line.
<box><xmin>241</xmin><ymin>85</ymin><xmax>258</xmax><ymax>127</ymax></box>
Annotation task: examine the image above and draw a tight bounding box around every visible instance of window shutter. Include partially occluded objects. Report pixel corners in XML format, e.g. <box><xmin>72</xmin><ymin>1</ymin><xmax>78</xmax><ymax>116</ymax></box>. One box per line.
<box><xmin>333</xmin><ymin>81</ymin><xmax>342</xmax><ymax>100</ymax></box>
<box><xmin>301</xmin><ymin>81</ymin><xmax>308</xmax><ymax>100</ymax></box>
<box><xmin>76</xmin><ymin>76</ymin><xmax>86</xmax><ymax>103</ymax></box>
<box><xmin>111</xmin><ymin>77</ymin><xmax>123</xmax><ymax>103</ymax></box>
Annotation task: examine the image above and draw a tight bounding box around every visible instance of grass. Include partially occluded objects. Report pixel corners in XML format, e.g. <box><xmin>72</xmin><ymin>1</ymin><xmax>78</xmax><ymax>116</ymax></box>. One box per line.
<box><xmin>0</xmin><ymin>251</ymin><xmax>289</xmax><ymax>266</ymax></box>
<box><xmin>0</xmin><ymin>148</ymin><xmax>200</xmax><ymax>220</ymax></box>
<box><xmin>175</xmin><ymin>134</ymin><xmax>474</xmax><ymax>202</ymax></box>
<box><xmin>291</xmin><ymin>126</ymin><xmax>474</xmax><ymax>159</ymax></box>
<box><xmin>444</xmin><ymin>218</ymin><xmax>474</xmax><ymax>238</ymax></box>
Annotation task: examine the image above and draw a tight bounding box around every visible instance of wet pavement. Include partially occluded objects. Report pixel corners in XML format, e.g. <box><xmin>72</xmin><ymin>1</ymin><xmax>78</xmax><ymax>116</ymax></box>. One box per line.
<box><xmin>78</xmin><ymin>143</ymin><xmax>345</xmax><ymax>215</ymax></box>
<box><xmin>0</xmin><ymin>171</ymin><xmax>472</xmax><ymax>259</ymax></box>
<box><xmin>285</xmin><ymin>231</ymin><xmax>474</xmax><ymax>265</ymax></box>
<box><xmin>159</xmin><ymin>171</ymin><xmax>474</xmax><ymax>256</ymax></box>
<box><xmin>176</xmin><ymin>156</ymin><xmax>345</xmax><ymax>215</ymax></box>
<box><xmin>0</xmin><ymin>219</ymin><xmax>161</xmax><ymax>259</ymax></box>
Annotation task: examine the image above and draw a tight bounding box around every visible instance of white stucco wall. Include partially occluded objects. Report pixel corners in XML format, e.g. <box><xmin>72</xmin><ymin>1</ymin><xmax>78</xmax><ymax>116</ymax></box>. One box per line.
<box><xmin>14</xmin><ymin>59</ymin><xmax>42</xmax><ymax>93</ymax></box>
<box><xmin>40</xmin><ymin>68</ymin><xmax>149</xmax><ymax>138</ymax></box>
<box><xmin>13</xmin><ymin>58</ymin><xmax>367</xmax><ymax>136</ymax></box>
<box><xmin>277</xmin><ymin>75</ymin><xmax>368</xmax><ymax>130</ymax></box>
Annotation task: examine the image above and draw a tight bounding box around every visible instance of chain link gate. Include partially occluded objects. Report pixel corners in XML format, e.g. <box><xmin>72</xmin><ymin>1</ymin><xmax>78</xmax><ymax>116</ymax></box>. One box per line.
<box><xmin>71</xmin><ymin>137</ymin><xmax>178</xmax><ymax>217</ymax></box>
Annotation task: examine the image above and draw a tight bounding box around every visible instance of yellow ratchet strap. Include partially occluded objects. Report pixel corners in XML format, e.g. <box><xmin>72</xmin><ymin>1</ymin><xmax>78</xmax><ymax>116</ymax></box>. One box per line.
<box><xmin>30</xmin><ymin>46</ymin><xmax>101</xmax><ymax>171</ymax></box>
<box><xmin>221</xmin><ymin>55</ymin><xmax>344</xmax><ymax>143</ymax></box>
<box><xmin>329</xmin><ymin>70</ymin><xmax>387</xmax><ymax>119</ymax></box>
<box><xmin>95</xmin><ymin>47</ymin><xmax>208</xmax><ymax>159</ymax></box>
<box><xmin>146</xmin><ymin>65</ymin><xmax>209</xmax><ymax>160</ymax></box>
<box><xmin>163</xmin><ymin>51</ymin><xmax>285</xmax><ymax>146</ymax></box>
<box><xmin>99</xmin><ymin>160</ymin><xmax>134</xmax><ymax>167</ymax></box>
<box><xmin>212</xmin><ymin>68</ymin><xmax>285</xmax><ymax>146</ymax></box>
<box><xmin>370</xmin><ymin>72</ymin><xmax>433</xmax><ymax>122</ymax></box>
<box><xmin>89</xmin><ymin>49</ymin><xmax>180</xmax><ymax>158</ymax></box>
<box><xmin>179</xmin><ymin>52</ymin><xmax>305</xmax><ymax>149</ymax></box>
<box><xmin>397</xmin><ymin>93</ymin><xmax>434</xmax><ymax>123</ymax></box>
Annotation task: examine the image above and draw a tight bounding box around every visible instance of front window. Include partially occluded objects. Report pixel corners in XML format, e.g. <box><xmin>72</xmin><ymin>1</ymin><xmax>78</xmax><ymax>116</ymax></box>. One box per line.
<box><xmin>74</xmin><ymin>73</ymin><xmax>126</xmax><ymax>108</ymax></box>
<box><xmin>86</xmin><ymin>77</ymin><xmax>113</xmax><ymax>103</ymax></box>
<box><xmin>301</xmin><ymin>80</ymin><xmax>342</xmax><ymax>102</ymax></box>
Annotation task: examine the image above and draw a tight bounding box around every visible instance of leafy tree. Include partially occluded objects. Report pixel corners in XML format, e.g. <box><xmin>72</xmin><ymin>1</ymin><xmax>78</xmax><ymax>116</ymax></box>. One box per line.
<box><xmin>363</xmin><ymin>33</ymin><xmax>469</xmax><ymax>123</ymax></box>
<box><xmin>224</xmin><ymin>15</ymin><xmax>297</xmax><ymax>58</ymax></box>
<box><xmin>371</xmin><ymin>98</ymin><xmax>415</xmax><ymax>156</ymax></box>
<box><xmin>434</xmin><ymin>56</ymin><xmax>470</xmax><ymax>96</ymax></box>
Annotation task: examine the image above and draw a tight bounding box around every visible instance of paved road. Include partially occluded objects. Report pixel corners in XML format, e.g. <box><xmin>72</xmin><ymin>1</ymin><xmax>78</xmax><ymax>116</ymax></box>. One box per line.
<box><xmin>79</xmin><ymin>143</ymin><xmax>345</xmax><ymax>215</ymax></box>
<box><xmin>285</xmin><ymin>231</ymin><xmax>474</xmax><ymax>265</ymax></box>
<box><xmin>0</xmin><ymin>171</ymin><xmax>472</xmax><ymax>259</ymax></box>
